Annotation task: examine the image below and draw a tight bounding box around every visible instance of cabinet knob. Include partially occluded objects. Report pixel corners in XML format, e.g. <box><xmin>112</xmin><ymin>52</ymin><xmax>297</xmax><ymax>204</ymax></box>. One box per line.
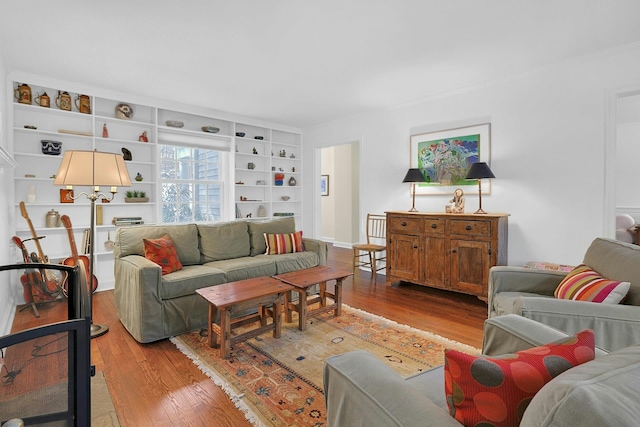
<box><xmin>431</xmin><ymin>223</ymin><xmax>437</xmax><ymax>229</ymax></box>
<box><xmin>401</xmin><ymin>222</ymin><xmax>407</xmax><ymax>226</ymax></box>
<box><xmin>413</xmin><ymin>245</ymin><xmax>418</xmax><ymax>249</ymax></box>
<box><xmin>452</xmin><ymin>249</ymin><xmax>457</xmax><ymax>253</ymax></box>
<box><xmin>465</xmin><ymin>225</ymin><xmax>472</xmax><ymax>231</ymax></box>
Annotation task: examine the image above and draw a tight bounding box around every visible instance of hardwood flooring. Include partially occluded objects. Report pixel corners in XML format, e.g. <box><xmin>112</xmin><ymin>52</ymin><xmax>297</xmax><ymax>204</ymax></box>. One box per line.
<box><xmin>10</xmin><ymin>245</ymin><xmax>486</xmax><ymax>426</ymax></box>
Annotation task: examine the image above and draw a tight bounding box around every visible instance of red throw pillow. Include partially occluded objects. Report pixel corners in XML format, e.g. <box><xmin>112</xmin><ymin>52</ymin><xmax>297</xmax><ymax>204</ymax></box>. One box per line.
<box><xmin>264</xmin><ymin>230</ymin><xmax>304</xmax><ymax>255</ymax></box>
<box><xmin>143</xmin><ymin>234</ymin><xmax>183</xmax><ymax>275</ymax></box>
<box><xmin>444</xmin><ymin>329</ymin><xmax>595</xmax><ymax>427</ymax></box>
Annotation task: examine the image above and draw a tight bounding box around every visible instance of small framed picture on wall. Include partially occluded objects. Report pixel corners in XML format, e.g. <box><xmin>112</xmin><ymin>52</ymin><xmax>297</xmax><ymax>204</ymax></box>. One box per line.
<box><xmin>320</xmin><ymin>175</ymin><xmax>329</xmax><ymax>196</ymax></box>
<box><xmin>60</xmin><ymin>188</ymin><xmax>74</xmax><ymax>203</ymax></box>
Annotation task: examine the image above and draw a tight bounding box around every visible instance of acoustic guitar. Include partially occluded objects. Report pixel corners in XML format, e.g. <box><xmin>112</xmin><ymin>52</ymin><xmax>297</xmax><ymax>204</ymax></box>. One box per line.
<box><xmin>19</xmin><ymin>201</ymin><xmax>66</xmax><ymax>294</ymax></box>
<box><xmin>60</xmin><ymin>215</ymin><xmax>99</xmax><ymax>293</ymax></box>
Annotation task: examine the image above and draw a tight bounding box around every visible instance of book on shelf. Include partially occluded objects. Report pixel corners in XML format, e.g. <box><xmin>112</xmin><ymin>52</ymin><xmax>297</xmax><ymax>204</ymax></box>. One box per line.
<box><xmin>81</xmin><ymin>229</ymin><xmax>91</xmax><ymax>255</ymax></box>
<box><xmin>112</xmin><ymin>217</ymin><xmax>143</xmax><ymax>225</ymax></box>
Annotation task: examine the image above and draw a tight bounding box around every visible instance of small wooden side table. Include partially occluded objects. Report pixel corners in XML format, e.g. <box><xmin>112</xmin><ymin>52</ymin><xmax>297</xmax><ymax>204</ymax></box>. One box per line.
<box><xmin>196</xmin><ymin>276</ymin><xmax>292</xmax><ymax>359</ymax></box>
<box><xmin>274</xmin><ymin>266</ymin><xmax>353</xmax><ymax>331</ymax></box>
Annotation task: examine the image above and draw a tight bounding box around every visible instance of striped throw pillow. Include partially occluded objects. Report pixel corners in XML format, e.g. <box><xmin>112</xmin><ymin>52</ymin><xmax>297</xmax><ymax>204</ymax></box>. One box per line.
<box><xmin>554</xmin><ymin>264</ymin><xmax>630</xmax><ymax>304</ymax></box>
<box><xmin>264</xmin><ymin>231</ymin><xmax>304</xmax><ymax>255</ymax></box>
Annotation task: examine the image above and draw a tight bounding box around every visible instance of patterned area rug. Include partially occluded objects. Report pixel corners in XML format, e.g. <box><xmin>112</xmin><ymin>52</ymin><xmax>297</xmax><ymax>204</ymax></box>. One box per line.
<box><xmin>170</xmin><ymin>305</ymin><xmax>479</xmax><ymax>427</ymax></box>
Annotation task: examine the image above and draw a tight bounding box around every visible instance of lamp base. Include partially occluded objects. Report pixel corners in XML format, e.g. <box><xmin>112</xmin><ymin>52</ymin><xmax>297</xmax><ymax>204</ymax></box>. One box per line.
<box><xmin>408</xmin><ymin>207</ymin><xmax>418</xmax><ymax>212</ymax></box>
<box><xmin>90</xmin><ymin>323</ymin><xmax>109</xmax><ymax>339</ymax></box>
<box><xmin>473</xmin><ymin>208</ymin><xmax>488</xmax><ymax>214</ymax></box>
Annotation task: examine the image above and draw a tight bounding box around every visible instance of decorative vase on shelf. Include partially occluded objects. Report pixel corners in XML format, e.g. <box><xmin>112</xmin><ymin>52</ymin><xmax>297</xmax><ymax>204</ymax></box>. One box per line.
<box><xmin>288</xmin><ymin>176</ymin><xmax>297</xmax><ymax>186</ymax></box>
<box><xmin>257</xmin><ymin>205</ymin><xmax>266</xmax><ymax>218</ymax></box>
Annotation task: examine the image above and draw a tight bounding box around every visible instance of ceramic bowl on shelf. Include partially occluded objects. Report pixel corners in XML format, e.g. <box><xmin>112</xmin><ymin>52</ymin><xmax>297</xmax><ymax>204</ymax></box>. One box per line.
<box><xmin>202</xmin><ymin>126</ymin><xmax>220</xmax><ymax>133</ymax></box>
<box><xmin>281</xmin><ymin>196</ymin><xmax>290</xmax><ymax>201</ymax></box>
<box><xmin>235</xmin><ymin>132</ymin><xmax>246</xmax><ymax>137</ymax></box>
<box><xmin>165</xmin><ymin>120</ymin><xmax>184</xmax><ymax>128</ymax></box>
<box><xmin>115</xmin><ymin>103</ymin><xmax>134</xmax><ymax>120</ymax></box>
<box><xmin>41</xmin><ymin>140</ymin><xmax>62</xmax><ymax>155</ymax></box>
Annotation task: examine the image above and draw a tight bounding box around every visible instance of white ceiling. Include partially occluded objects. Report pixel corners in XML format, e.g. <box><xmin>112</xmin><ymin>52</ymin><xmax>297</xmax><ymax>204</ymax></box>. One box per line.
<box><xmin>2</xmin><ymin>1</ymin><xmax>640</xmax><ymax>128</ymax></box>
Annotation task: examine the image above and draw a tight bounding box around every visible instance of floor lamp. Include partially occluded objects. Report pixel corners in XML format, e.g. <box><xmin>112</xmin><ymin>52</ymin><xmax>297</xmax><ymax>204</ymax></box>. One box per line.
<box><xmin>465</xmin><ymin>162</ymin><xmax>495</xmax><ymax>214</ymax></box>
<box><xmin>403</xmin><ymin>168</ymin><xmax>426</xmax><ymax>212</ymax></box>
<box><xmin>54</xmin><ymin>150</ymin><xmax>131</xmax><ymax>338</ymax></box>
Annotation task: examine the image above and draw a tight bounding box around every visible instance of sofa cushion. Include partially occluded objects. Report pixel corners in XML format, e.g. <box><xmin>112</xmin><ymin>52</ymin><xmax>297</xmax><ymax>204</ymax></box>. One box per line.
<box><xmin>204</xmin><ymin>256</ymin><xmax>277</xmax><ymax>282</ymax></box>
<box><xmin>444</xmin><ymin>329</ymin><xmax>595</xmax><ymax>427</ymax></box>
<box><xmin>248</xmin><ymin>217</ymin><xmax>295</xmax><ymax>256</ymax></box>
<box><xmin>554</xmin><ymin>264</ymin><xmax>630</xmax><ymax>304</ymax></box>
<box><xmin>264</xmin><ymin>230</ymin><xmax>304</xmax><ymax>255</ymax></box>
<box><xmin>160</xmin><ymin>265</ymin><xmax>227</xmax><ymax>300</ymax></box>
<box><xmin>198</xmin><ymin>221</ymin><xmax>250</xmax><ymax>262</ymax></box>
<box><xmin>143</xmin><ymin>235</ymin><xmax>183</xmax><ymax>275</ymax></box>
<box><xmin>520</xmin><ymin>345</ymin><xmax>640</xmax><ymax>427</ymax></box>
<box><xmin>255</xmin><ymin>252</ymin><xmax>320</xmax><ymax>274</ymax></box>
<box><xmin>114</xmin><ymin>224</ymin><xmax>201</xmax><ymax>265</ymax></box>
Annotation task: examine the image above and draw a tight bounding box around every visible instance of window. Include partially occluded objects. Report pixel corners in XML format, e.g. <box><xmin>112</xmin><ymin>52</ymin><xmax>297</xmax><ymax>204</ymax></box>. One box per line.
<box><xmin>160</xmin><ymin>144</ymin><xmax>224</xmax><ymax>223</ymax></box>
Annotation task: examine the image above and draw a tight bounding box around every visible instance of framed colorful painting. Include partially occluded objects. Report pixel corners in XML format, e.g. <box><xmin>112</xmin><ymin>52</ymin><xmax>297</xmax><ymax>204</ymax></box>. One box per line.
<box><xmin>410</xmin><ymin>123</ymin><xmax>491</xmax><ymax>195</ymax></box>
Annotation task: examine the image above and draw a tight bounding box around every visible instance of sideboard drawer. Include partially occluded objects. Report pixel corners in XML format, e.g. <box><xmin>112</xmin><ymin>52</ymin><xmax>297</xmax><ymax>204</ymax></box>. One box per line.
<box><xmin>450</xmin><ymin>220</ymin><xmax>491</xmax><ymax>237</ymax></box>
<box><xmin>423</xmin><ymin>218</ymin><xmax>446</xmax><ymax>235</ymax></box>
<box><xmin>388</xmin><ymin>216</ymin><xmax>422</xmax><ymax>234</ymax></box>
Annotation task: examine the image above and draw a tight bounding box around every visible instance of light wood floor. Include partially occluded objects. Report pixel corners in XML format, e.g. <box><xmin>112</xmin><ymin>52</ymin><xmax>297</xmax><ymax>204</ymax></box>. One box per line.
<box><xmin>11</xmin><ymin>245</ymin><xmax>487</xmax><ymax>426</ymax></box>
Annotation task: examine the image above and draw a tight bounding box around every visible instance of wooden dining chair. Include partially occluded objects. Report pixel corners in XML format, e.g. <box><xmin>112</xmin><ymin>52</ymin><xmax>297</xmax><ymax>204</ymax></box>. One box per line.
<box><xmin>352</xmin><ymin>214</ymin><xmax>387</xmax><ymax>281</ymax></box>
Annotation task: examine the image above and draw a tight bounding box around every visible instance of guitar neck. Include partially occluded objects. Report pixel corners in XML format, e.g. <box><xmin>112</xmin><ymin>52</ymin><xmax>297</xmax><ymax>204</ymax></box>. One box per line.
<box><xmin>61</xmin><ymin>215</ymin><xmax>81</xmax><ymax>264</ymax></box>
<box><xmin>19</xmin><ymin>202</ymin><xmax>48</xmax><ymax>263</ymax></box>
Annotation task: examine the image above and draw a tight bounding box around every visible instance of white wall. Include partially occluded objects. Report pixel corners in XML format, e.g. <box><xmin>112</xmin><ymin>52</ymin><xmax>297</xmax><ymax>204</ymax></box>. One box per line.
<box><xmin>302</xmin><ymin>44</ymin><xmax>640</xmax><ymax>267</ymax></box>
<box><xmin>0</xmin><ymin>53</ymin><xmax>17</xmax><ymax>336</ymax></box>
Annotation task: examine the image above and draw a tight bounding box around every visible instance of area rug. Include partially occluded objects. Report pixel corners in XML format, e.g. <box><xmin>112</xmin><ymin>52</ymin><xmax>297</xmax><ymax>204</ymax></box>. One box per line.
<box><xmin>170</xmin><ymin>305</ymin><xmax>479</xmax><ymax>427</ymax></box>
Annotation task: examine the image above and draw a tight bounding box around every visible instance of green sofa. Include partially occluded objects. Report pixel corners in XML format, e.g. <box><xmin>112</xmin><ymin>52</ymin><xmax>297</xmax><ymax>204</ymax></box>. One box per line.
<box><xmin>113</xmin><ymin>217</ymin><xmax>327</xmax><ymax>343</ymax></box>
<box><xmin>324</xmin><ymin>315</ymin><xmax>639</xmax><ymax>427</ymax></box>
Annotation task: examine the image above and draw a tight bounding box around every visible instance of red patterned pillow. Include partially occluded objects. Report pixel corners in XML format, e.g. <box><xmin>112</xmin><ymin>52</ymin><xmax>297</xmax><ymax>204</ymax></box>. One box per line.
<box><xmin>264</xmin><ymin>231</ymin><xmax>304</xmax><ymax>255</ymax></box>
<box><xmin>143</xmin><ymin>234</ymin><xmax>183</xmax><ymax>275</ymax></box>
<box><xmin>444</xmin><ymin>329</ymin><xmax>595</xmax><ymax>427</ymax></box>
<box><xmin>554</xmin><ymin>264</ymin><xmax>630</xmax><ymax>304</ymax></box>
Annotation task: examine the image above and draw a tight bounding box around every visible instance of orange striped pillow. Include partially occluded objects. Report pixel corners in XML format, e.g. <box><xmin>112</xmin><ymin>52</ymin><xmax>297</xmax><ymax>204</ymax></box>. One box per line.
<box><xmin>264</xmin><ymin>231</ymin><xmax>304</xmax><ymax>255</ymax></box>
<box><xmin>554</xmin><ymin>264</ymin><xmax>630</xmax><ymax>304</ymax></box>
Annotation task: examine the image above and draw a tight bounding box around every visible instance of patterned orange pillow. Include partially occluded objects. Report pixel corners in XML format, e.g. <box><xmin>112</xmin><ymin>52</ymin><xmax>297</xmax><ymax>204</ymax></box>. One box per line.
<box><xmin>444</xmin><ymin>329</ymin><xmax>595</xmax><ymax>427</ymax></box>
<box><xmin>264</xmin><ymin>230</ymin><xmax>304</xmax><ymax>255</ymax></box>
<box><xmin>143</xmin><ymin>234</ymin><xmax>183</xmax><ymax>275</ymax></box>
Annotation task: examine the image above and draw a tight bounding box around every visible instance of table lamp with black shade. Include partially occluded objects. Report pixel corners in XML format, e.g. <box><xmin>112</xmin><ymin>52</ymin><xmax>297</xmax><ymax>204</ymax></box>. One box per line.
<box><xmin>54</xmin><ymin>150</ymin><xmax>131</xmax><ymax>338</ymax></box>
<box><xmin>465</xmin><ymin>162</ymin><xmax>495</xmax><ymax>214</ymax></box>
<box><xmin>403</xmin><ymin>168</ymin><xmax>426</xmax><ymax>212</ymax></box>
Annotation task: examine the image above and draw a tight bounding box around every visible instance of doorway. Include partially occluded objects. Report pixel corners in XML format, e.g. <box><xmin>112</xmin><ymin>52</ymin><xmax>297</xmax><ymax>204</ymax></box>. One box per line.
<box><xmin>318</xmin><ymin>141</ymin><xmax>360</xmax><ymax>248</ymax></box>
<box><xmin>605</xmin><ymin>85</ymin><xmax>640</xmax><ymax>237</ymax></box>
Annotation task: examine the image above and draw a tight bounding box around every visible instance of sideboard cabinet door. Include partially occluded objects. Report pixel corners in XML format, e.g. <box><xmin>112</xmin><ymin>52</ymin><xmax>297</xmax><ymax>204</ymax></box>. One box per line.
<box><xmin>387</xmin><ymin>233</ymin><xmax>421</xmax><ymax>282</ymax></box>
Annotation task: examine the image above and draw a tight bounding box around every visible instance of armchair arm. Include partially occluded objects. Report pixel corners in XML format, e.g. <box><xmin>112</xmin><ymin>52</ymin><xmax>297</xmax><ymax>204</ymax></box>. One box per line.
<box><xmin>482</xmin><ymin>314</ymin><xmax>608</xmax><ymax>357</ymax></box>
<box><xmin>113</xmin><ymin>255</ymin><xmax>163</xmax><ymax>343</ymax></box>
<box><xmin>324</xmin><ymin>350</ymin><xmax>461</xmax><ymax>427</ymax></box>
<box><xmin>514</xmin><ymin>297</ymin><xmax>640</xmax><ymax>352</ymax></box>
<box><xmin>488</xmin><ymin>266</ymin><xmax>567</xmax><ymax>316</ymax></box>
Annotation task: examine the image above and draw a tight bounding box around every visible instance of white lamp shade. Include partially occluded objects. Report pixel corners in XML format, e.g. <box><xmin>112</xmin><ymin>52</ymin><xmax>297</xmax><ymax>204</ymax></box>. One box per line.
<box><xmin>54</xmin><ymin>150</ymin><xmax>132</xmax><ymax>187</ymax></box>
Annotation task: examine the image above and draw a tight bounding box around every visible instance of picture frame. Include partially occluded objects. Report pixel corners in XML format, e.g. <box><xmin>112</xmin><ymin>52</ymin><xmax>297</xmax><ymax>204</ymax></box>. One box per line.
<box><xmin>320</xmin><ymin>175</ymin><xmax>329</xmax><ymax>196</ymax></box>
<box><xmin>60</xmin><ymin>188</ymin><xmax>74</xmax><ymax>203</ymax></box>
<box><xmin>410</xmin><ymin>123</ymin><xmax>491</xmax><ymax>195</ymax></box>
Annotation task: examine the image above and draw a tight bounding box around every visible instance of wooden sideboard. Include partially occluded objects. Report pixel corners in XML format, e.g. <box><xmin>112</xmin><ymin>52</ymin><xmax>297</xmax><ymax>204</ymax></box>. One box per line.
<box><xmin>385</xmin><ymin>211</ymin><xmax>509</xmax><ymax>299</ymax></box>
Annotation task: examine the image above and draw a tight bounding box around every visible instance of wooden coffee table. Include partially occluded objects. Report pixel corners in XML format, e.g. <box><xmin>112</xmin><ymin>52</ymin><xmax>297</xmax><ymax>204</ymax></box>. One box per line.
<box><xmin>196</xmin><ymin>276</ymin><xmax>292</xmax><ymax>359</ymax></box>
<box><xmin>274</xmin><ymin>266</ymin><xmax>353</xmax><ymax>331</ymax></box>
